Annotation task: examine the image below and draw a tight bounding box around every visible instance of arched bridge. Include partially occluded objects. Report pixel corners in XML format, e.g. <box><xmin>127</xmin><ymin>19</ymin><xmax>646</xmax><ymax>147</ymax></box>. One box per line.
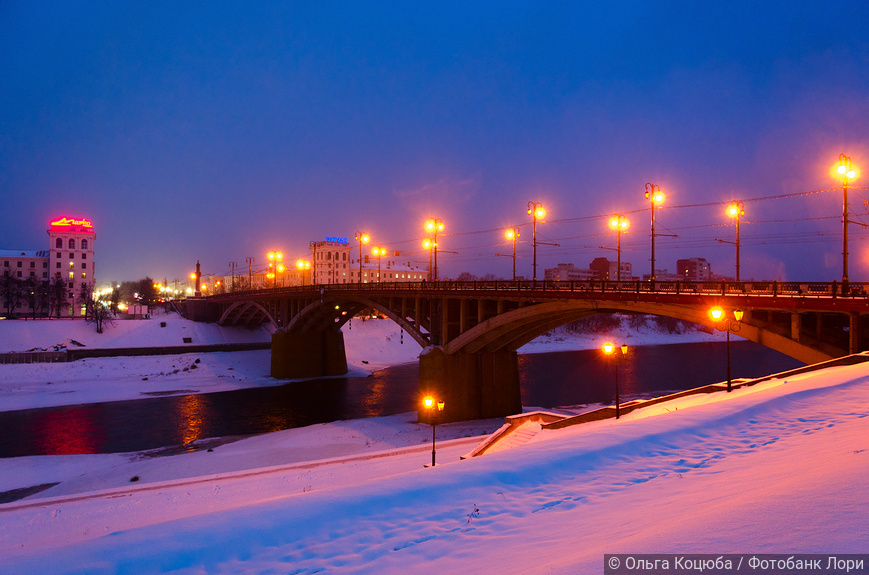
<box><xmin>183</xmin><ymin>279</ymin><xmax>869</xmax><ymax>421</ymax></box>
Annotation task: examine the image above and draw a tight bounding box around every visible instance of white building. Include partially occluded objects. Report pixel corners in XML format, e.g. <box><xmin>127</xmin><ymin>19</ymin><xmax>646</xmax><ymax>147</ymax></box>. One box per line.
<box><xmin>544</xmin><ymin>263</ymin><xmax>595</xmax><ymax>281</ymax></box>
<box><xmin>309</xmin><ymin>238</ymin><xmax>428</xmax><ymax>284</ymax></box>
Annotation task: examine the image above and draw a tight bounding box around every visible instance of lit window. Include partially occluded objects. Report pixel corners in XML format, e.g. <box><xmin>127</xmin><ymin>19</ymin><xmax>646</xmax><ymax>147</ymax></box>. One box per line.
<box><xmin>69</xmin><ymin>262</ymin><xmax>74</xmax><ymax>268</ymax></box>
<box><xmin>81</xmin><ymin>272</ymin><xmax>87</xmax><ymax>279</ymax></box>
<box><xmin>68</xmin><ymin>272</ymin><xmax>74</xmax><ymax>279</ymax></box>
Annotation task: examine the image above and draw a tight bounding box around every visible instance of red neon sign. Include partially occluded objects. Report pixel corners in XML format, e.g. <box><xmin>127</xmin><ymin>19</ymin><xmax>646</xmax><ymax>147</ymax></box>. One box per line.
<box><xmin>50</xmin><ymin>217</ymin><xmax>94</xmax><ymax>229</ymax></box>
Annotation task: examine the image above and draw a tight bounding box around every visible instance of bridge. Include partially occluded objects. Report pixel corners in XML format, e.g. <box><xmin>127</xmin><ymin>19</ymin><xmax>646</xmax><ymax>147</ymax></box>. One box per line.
<box><xmin>182</xmin><ymin>279</ymin><xmax>869</xmax><ymax>422</ymax></box>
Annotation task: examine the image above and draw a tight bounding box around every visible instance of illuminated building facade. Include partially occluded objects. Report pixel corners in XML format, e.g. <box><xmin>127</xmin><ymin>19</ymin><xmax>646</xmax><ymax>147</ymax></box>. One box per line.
<box><xmin>0</xmin><ymin>217</ymin><xmax>96</xmax><ymax>317</ymax></box>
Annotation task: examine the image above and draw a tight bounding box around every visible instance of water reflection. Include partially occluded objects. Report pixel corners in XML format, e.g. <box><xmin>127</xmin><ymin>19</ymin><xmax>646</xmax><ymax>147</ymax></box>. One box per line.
<box><xmin>0</xmin><ymin>342</ymin><xmax>802</xmax><ymax>457</ymax></box>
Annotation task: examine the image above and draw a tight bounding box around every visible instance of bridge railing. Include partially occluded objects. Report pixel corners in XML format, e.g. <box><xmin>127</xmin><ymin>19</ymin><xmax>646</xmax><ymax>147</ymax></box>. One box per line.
<box><xmin>202</xmin><ymin>279</ymin><xmax>869</xmax><ymax>300</ymax></box>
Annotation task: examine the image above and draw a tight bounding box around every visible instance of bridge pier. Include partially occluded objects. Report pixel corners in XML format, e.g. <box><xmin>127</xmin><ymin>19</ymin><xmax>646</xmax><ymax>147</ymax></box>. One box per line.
<box><xmin>418</xmin><ymin>347</ymin><xmax>522</xmax><ymax>423</ymax></box>
<box><xmin>270</xmin><ymin>330</ymin><xmax>348</xmax><ymax>379</ymax></box>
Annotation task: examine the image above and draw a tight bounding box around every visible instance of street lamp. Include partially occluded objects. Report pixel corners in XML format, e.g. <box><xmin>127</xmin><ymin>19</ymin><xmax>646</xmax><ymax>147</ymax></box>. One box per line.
<box><xmin>296</xmin><ymin>259</ymin><xmax>311</xmax><ymax>286</ymax></box>
<box><xmin>727</xmin><ymin>201</ymin><xmax>744</xmax><ymax>281</ymax></box>
<box><xmin>709</xmin><ymin>307</ymin><xmax>744</xmax><ymax>392</ymax></box>
<box><xmin>423</xmin><ymin>395</ymin><xmax>445</xmax><ymax>466</ymax></box>
<box><xmin>425</xmin><ymin>218</ymin><xmax>444</xmax><ymax>281</ymax></box>
<box><xmin>354</xmin><ymin>231</ymin><xmax>370</xmax><ymax>283</ymax></box>
<box><xmin>371</xmin><ymin>246</ymin><xmax>386</xmax><ymax>283</ymax></box>
<box><xmin>645</xmin><ymin>183</ymin><xmax>664</xmax><ymax>281</ymax></box>
<box><xmin>601</xmin><ymin>342</ymin><xmax>628</xmax><ymax>418</ymax></box>
<box><xmin>836</xmin><ymin>153</ymin><xmax>858</xmax><ymax>287</ymax></box>
<box><xmin>608</xmin><ymin>214</ymin><xmax>629</xmax><ymax>282</ymax></box>
<box><xmin>267</xmin><ymin>251</ymin><xmax>283</xmax><ymax>288</ymax></box>
<box><xmin>505</xmin><ymin>226</ymin><xmax>520</xmax><ymax>281</ymax></box>
<box><xmin>245</xmin><ymin>256</ymin><xmax>254</xmax><ymax>290</ymax></box>
<box><xmin>527</xmin><ymin>202</ymin><xmax>545</xmax><ymax>282</ymax></box>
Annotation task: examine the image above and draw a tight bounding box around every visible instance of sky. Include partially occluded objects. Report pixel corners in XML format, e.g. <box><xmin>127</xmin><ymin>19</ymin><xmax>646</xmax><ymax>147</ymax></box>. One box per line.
<box><xmin>2</xmin><ymin>1</ymin><xmax>869</xmax><ymax>285</ymax></box>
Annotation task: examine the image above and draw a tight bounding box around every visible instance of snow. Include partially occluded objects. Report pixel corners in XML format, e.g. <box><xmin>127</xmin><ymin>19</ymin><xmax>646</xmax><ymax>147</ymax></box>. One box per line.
<box><xmin>1</xmin><ymin>311</ymin><xmax>864</xmax><ymax>574</ymax></box>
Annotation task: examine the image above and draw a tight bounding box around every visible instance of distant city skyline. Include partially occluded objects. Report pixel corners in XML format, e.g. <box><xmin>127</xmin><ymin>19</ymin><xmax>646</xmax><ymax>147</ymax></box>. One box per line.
<box><xmin>2</xmin><ymin>2</ymin><xmax>868</xmax><ymax>283</ymax></box>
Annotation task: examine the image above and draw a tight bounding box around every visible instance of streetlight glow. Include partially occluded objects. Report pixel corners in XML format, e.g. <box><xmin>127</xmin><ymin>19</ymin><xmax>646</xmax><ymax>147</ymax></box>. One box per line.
<box><xmin>527</xmin><ymin>201</ymin><xmax>545</xmax><ymax>282</ymax></box>
<box><xmin>424</xmin><ymin>218</ymin><xmax>444</xmax><ymax>280</ymax></box>
<box><xmin>709</xmin><ymin>307</ymin><xmax>744</xmax><ymax>392</ymax></box>
<box><xmin>836</xmin><ymin>153</ymin><xmax>859</xmax><ymax>286</ymax></box>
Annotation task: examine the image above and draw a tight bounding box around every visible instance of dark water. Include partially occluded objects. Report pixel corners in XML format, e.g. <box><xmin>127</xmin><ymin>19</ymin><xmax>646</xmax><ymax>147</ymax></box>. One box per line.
<box><xmin>0</xmin><ymin>341</ymin><xmax>801</xmax><ymax>457</ymax></box>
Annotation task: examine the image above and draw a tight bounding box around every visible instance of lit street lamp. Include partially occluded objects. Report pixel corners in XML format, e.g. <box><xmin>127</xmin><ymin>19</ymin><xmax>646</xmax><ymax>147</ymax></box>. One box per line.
<box><xmin>836</xmin><ymin>153</ymin><xmax>858</xmax><ymax>287</ymax></box>
<box><xmin>425</xmin><ymin>218</ymin><xmax>444</xmax><ymax>281</ymax></box>
<box><xmin>371</xmin><ymin>246</ymin><xmax>387</xmax><ymax>283</ymax></box>
<box><xmin>527</xmin><ymin>202</ymin><xmax>545</xmax><ymax>282</ymax></box>
<box><xmin>296</xmin><ymin>259</ymin><xmax>311</xmax><ymax>286</ymax></box>
<box><xmin>354</xmin><ymin>231</ymin><xmax>370</xmax><ymax>283</ymax></box>
<box><xmin>423</xmin><ymin>395</ymin><xmax>445</xmax><ymax>466</ymax></box>
<box><xmin>727</xmin><ymin>201</ymin><xmax>744</xmax><ymax>281</ymax></box>
<box><xmin>601</xmin><ymin>342</ymin><xmax>628</xmax><ymax>418</ymax></box>
<box><xmin>267</xmin><ymin>251</ymin><xmax>283</xmax><ymax>288</ymax></box>
<box><xmin>709</xmin><ymin>307</ymin><xmax>744</xmax><ymax>392</ymax></box>
<box><xmin>505</xmin><ymin>226</ymin><xmax>520</xmax><ymax>281</ymax></box>
<box><xmin>645</xmin><ymin>183</ymin><xmax>664</xmax><ymax>281</ymax></box>
<box><xmin>608</xmin><ymin>214</ymin><xmax>629</xmax><ymax>282</ymax></box>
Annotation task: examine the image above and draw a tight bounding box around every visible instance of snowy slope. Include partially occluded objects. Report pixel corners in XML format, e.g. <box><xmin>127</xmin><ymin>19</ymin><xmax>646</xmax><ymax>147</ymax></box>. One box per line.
<box><xmin>0</xmin><ymin>362</ymin><xmax>865</xmax><ymax>573</ymax></box>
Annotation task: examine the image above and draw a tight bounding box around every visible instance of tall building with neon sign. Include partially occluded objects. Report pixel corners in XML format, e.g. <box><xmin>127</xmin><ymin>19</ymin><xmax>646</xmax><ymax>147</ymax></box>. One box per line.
<box><xmin>0</xmin><ymin>217</ymin><xmax>96</xmax><ymax>318</ymax></box>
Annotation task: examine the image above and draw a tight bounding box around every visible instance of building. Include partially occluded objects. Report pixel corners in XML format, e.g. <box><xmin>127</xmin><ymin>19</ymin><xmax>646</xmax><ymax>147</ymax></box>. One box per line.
<box><xmin>589</xmin><ymin>257</ymin><xmax>632</xmax><ymax>281</ymax></box>
<box><xmin>676</xmin><ymin>257</ymin><xmax>712</xmax><ymax>281</ymax></box>
<box><xmin>544</xmin><ymin>263</ymin><xmax>594</xmax><ymax>281</ymax></box>
<box><xmin>1</xmin><ymin>216</ymin><xmax>96</xmax><ymax>317</ymax></box>
<box><xmin>641</xmin><ymin>269</ymin><xmax>681</xmax><ymax>282</ymax></box>
<box><xmin>309</xmin><ymin>237</ymin><xmax>428</xmax><ymax>285</ymax></box>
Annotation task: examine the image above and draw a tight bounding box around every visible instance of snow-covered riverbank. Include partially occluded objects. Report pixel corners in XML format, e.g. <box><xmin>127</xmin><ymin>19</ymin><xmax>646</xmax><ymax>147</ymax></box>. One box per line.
<box><xmin>3</xmin><ymin>311</ymin><xmax>862</xmax><ymax>574</ymax></box>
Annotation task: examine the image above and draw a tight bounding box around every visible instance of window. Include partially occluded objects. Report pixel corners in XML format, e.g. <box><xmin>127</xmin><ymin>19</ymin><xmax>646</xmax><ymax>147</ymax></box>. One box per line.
<box><xmin>68</xmin><ymin>239</ymin><xmax>75</xmax><ymax>250</ymax></box>
<box><xmin>69</xmin><ymin>253</ymin><xmax>74</xmax><ymax>259</ymax></box>
<box><xmin>30</xmin><ymin>271</ymin><xmax>35</xmax><ymax>277</ymax></box>
<box><xmin>81</xmin><ymin>253</ymin><xmax>87</xmax><ymax>259</ymax></box>
<box><xmin>56</xmin><ymin>238</ymin><xmax>62</xmax><ymax>249</ymax></box>
<box><xmin>69</xmin><ymin>262</ymin><xmax>74</xmax><ymax>269</ymax></box>
<box><xmin>68</xmin><ymin>272</ymin><xmax>74</xmax><ymax>279</ymax></box>
<box><xmin>81</xmin><ymin>282</ymin><xmax>87</xmax><ymax>290</ymax></box>
<box><xmin>342</xmin><ymin>253</ymin><xmax>347</xmax><ymax>261</ymax></box>
<box><xmin>81</xmin><ymin>263</ymin><xmax>86</xmax><ymax>269</ymax></box>
<box><xmin>81</xmin><ymin>272</ymin><xmax>87</xmax><ymax>279</ymax></box>
<box><xmin>42</xmin><ymin>262</ymin><xmax>47</xmax><ymax>268</ymax></box>
<box><xmin>42</xmin><ymin>272</ymin><xmax>47</xmax><ymax>278</ymax></box>
<box><xmin>81</xmin><ymin>239</ymin><xmax>88</xmax><ymax>250</ymax></box>
<box><xmin>56</xmin><ymin>262</ymin><xmax>61</xmax><ymax>268</ymax></box>
<box><xmin>56</xmin><ymin>252</ymin><xmax>61</xmax><ymax>258</ymax></box>
<box><xmin>17</xmin><ymin>271</ymin><xmax>22</xmax><ymax>277</ymax></box>
<box><xmin>17</xmin><ymin>261</ymin><xmax>22</xmax><ymax>267</ymax></box>
<box><xmin>30</xmin><ymin>261</ymin><xmax>35</xmax><ymax>268</ymax></box>
<box><xmin>3</xmin><ymin>261</ymin><xmax>7</xmax><ymax>267</ymax></box>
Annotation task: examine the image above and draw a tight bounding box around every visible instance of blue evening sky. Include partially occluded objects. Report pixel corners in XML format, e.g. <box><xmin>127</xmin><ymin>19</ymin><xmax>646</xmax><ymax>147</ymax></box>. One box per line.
<box><xmin>2</xmin><ymin>1</ymin><xmax>869</xmax><ymax>284</ymax></box>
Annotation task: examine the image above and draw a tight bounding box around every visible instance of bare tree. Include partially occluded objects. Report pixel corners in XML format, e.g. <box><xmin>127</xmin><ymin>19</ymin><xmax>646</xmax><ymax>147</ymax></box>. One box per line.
<box><xmin>1</xmin><ymin>273</ymin><xmax>23</xmax><ymax>317</ymax></box>
<box><xmin>49</xmin><ymin>276</ymin><xmax>69</xmax><ymax>318</ymax></box>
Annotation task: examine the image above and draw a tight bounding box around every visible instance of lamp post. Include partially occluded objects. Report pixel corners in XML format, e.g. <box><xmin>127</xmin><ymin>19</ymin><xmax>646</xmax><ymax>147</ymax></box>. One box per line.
<box><xmin>245</xmin><ymin>256</ymin><xmax>254</xmax><ymax>290</ymax></box>
<box><xmin>601</xmin><ymin>342</ymin><xmax>628</xmax><ymax>418</ymax></box>
<box><xmin>727</xmin><ymin>201</ymin><xmax>744</xmax><ymax>281</ymax></box>
<box><xmin>608</xmin><ymin>214</ymin><xmax>629</xmax><ymax>282</ymax></box>
<box><xmin>526</xmin><ymin>202</ymin><xmax>545</xmax><ymax>282</ymax></box>
<box><xmin>296</xmin><ymin>259</ymin><xmax>311</xmax><ymax>286</ymax></box>
<box><xmin>354</xmin><ymin>231</ymin><xmax>370</xmax><ymax>283</ymax></box>
<box><xmin>709</xmin><ymin>307</ymin><xmax>744</xmax><ymax>392</ymax></box>
<box><xmin>423</xmin><ymin>395</ymin><xmax>445</xmax><ymax>466</ymax></box>
<box><xmin>505</xmin><ymin>226</ymin><xmax>520</xmax><ymax>281</ymax></box>
<box><xmin>837</xmin><ymin>153</ymin><xmax>858</xmax><ymax>287</ymax></box>
<box><xmin>645</xmin><ymin>183</ymin><xmax>664</xmax><ymax>281</ymax></box>
<box><xmin>423</xmin><ymin>238</ymin><xmax>434</xmax><ymax>281</ymax></box>
<box><xmin>267</xmin><ymin>251</ymin><xmax>283</xmax><ymax>288</ymax></box>
<box><xmin>371</xmin><ymin>246</ymin><xmax>386</xmax><ymax>283</ymax></box>
<box><xmin>425</xmin><ymin>218</ymin><xmax>444</xmax><ymax>281</ymax></box>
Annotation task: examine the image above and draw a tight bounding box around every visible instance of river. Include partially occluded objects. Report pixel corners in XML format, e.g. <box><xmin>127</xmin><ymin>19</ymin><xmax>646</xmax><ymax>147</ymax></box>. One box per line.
<box><xmin>0</xmin><ymin>341</ymin><xmax>802</xmax><ymax>457</ymax></box>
